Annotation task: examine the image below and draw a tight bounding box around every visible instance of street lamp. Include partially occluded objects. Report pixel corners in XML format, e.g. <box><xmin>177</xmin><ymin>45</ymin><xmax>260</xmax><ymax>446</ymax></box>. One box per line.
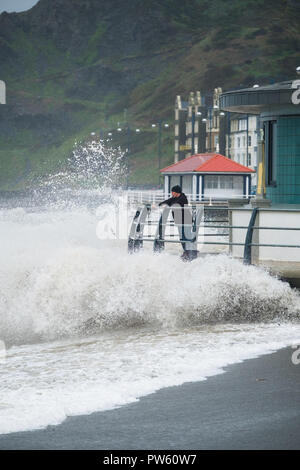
<box><xmin>191</xmin><ymin>111</ymin><xmax>202</xmax><ymax>155</ymax></box>
<box><xmin>207</xmin><ymin>108</ymin><xmax>214</xmax><ymax>151</ymax></box>
<box><xmin>113</xmin><ymin>126</ymin><xmax>144</xmax><ymax>189</ymax></box>
<box><xmin>0</xmin><ymin>80</ymin><xmax>6</xmax><ymax>105</ymax></box>
<box><xmin>152</xmin><ymin>120</ymin><xmax>170</xmax><ymax>185</ymax></box>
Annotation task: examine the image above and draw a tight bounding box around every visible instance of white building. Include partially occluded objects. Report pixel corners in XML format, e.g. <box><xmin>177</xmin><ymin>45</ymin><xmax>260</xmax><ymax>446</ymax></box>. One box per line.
<box><xmin>160</xmin><ymin>152</ymin><xmax>255</xmax><ymax>202</ymax></box>
<box><xmin>226</xmin><ymin>114</ymin><xmax>258</xmax><ymax>189</ymax></box>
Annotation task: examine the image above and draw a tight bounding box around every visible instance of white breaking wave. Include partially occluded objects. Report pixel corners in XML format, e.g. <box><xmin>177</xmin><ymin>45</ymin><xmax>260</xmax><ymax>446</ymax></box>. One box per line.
<box><xmin>0</xmin><ymin>201</ymin><xmax>299</xmax><ymax>346</ymax></box>
<box><xmin>0</xmin><ymin>194</ymin><xmax>299</xmax><ymax>435</ymax></box>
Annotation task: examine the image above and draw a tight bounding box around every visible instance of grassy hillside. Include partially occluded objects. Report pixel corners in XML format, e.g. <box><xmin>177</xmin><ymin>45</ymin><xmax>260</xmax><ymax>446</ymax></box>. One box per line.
<box><xmin>0</xmin><ymin>0</ymin><xmax>300</xmax><ymax>189</ymax></box>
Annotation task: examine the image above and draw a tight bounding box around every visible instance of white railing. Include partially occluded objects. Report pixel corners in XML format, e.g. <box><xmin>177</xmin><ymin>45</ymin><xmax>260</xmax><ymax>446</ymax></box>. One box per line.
<box><xmin>127</xmin><ymin>190</ymin><xmax>254</xmax><ymax>205</ymax></box>
<box><xmin>127</xmin><ymin>190</ymin><xmax>164</xmax><ymax>204</ymax></box>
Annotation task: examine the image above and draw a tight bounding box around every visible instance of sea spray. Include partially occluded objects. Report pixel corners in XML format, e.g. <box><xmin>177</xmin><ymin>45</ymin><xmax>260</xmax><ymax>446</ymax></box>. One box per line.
<box><xmin>0</xmin><ymin>199</ymin><xmax>299</xmax><ymax>347</ymax></box>
<box><xmin>24</xmin><ymin>138</ymin><xmax>127</xmax><ymax>209</ymax></box>
<box><xmin>0</xmin><ymin>191</ymin><xmax>300</xmax><ymax>436</ymax></box>
<box><xmin>1</xmin><ymin>143</ymin><xmax>300</xmax><ymax>436</ymax></box>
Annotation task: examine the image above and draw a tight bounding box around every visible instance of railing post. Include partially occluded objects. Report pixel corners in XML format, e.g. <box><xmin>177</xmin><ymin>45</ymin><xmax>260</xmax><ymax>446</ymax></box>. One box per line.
<box><xmin>153</xmin><ymin>214</ymin><xmax>164</xmax><ymax>253</ymax></box>
<box><xmin>128</xmin><ymin>205</ymin><xmax>150</xmax><ymax>253</ymax></box>
<box><xmin>153</xmin><ymin>206</ymin><xmax>171</xmax><ymax>253</ymax></box>
<box><xmin>243</xmin><ymin>208</ymin><xmax>258</xmax><ymax>265</ymax></box>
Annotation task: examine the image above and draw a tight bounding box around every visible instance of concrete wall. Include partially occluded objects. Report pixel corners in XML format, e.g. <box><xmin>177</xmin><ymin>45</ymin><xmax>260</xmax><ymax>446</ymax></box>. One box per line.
<box><xmin>230</xmin><ymin>207</ymin><xmax>300</xmax><ymax>263</ymax></box>
<box><xmin>230</xmin><ymin>209</ymin><xmax>251</xmax><ymax>258</ymax></box>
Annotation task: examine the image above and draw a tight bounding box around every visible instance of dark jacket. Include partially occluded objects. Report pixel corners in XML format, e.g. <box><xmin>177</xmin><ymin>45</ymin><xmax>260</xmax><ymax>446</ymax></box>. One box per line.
<box><xmin>159</xmin><ymin>192</ymin><xmax>188</xmax><ymax>208</ymax></box>
<box><xmin>159</xmin><ymin>192</ymin><xmax>189</xmax><ymax>249</ymax></box>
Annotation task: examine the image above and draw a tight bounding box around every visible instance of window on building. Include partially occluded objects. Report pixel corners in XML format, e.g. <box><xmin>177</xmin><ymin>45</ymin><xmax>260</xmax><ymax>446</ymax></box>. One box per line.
<box><xmin>247</xmin><ymin>153</ymin><xmax>251</xmax><ymax>166</ymax></box>
<box><xmin>237</xmin><ymin>137</ymin><xmax>240</xmax><ymax>148</ymax></box>
<box><xmin>170</xmin><ymin>175</ymin><xmax>180</xmax><ymax>189</ymax></box>
<box><xmin>264</xmin><ymin>120</ymin><xmax>277</xmax><ymax>185</ymax></box>
<box><xmin>243</xmin><ymin>136</ymin><xmax>246</xmax><ymax>148</ymax></box>
<box><xmin>248</xmin><ymin>135</ymin><xmax>252</xmax><ymax>147</ymax></box>
<box><xmin>206</xmin><ymin>175</ymin><xmax>235</xmax><ymax>190</ymax></box>
<box><xmin>239</xmin><ymin>119</ymin><xmax>247</xmax><ymax>131</ymax></box>
<box><xmin>182</xmin><ymin>175</ymin><xmax>193</xmax><ymax>195</ymax></box>
<box><xmin>231</xmin><ymin>120</ymin><xmax>238</xmax><ymax>132</ymax></box>
<box><xmin>205</xmin><ymin>176</ymin><xmax>219</xmax><ymax>189</ymax></box>
<box><xmin>233</xmin><ymin>176</ymin><xmax>243</xmax><ymax>190</ymax></box>
<box><xmin>220</xmin><ymin>175</ymin><xmax>234</xmax><ymax>189</ymax></box>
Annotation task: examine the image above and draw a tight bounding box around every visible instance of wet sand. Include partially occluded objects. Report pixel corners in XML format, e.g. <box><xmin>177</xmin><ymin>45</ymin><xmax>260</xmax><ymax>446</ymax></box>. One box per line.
<box><xmin>0</xmin><ymin>347</ymin><xmax>299</xmax><ymax>450</ymax></box>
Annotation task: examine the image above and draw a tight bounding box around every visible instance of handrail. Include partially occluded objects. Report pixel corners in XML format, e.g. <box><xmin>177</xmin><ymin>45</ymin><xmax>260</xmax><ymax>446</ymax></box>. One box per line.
<box><xmin>127</xmin><ymin>190</ymin><xmax>254</xmax><ymax>204</ymax></box>
<box><xmin>128</xmin><ymin>203</ymin><xmax>300</xmax><ymax>262</ymax></box>
<box><xmin>243</xmin><ymin>207</ymin><xmax>258</xmax><ymax>265</ymax></box>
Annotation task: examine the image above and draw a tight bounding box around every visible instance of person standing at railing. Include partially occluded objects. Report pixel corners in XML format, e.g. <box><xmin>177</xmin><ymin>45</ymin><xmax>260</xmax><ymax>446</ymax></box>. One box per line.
<box><xmin>158</xmin><ymin>185</ymin><xmax>188</xmax><ymax>208</ymax></box>
<box><xmin>159</xmin><ymin>185</ymin><xmax>190</xmax><ymax>258</ymax></box>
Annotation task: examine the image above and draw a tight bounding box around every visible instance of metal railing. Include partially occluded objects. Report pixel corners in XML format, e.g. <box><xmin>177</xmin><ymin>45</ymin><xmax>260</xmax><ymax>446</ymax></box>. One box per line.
<box><xmin>128</xmin><ymin>204</ymin><xmax>300</xmax><ymax>264</ymax></box>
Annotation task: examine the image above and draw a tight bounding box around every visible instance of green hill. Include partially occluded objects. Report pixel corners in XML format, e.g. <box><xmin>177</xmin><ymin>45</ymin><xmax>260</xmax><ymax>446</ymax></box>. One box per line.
<box><xmin>1</xmin><ymin>0</ymin><xmax>300</xmax><ymax>189</ymax></box>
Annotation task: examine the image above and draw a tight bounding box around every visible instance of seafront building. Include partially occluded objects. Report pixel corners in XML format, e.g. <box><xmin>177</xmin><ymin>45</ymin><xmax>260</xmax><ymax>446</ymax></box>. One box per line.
<box><xmin>174</xmin><ymin>88</ymin><xmax>257</xmax><ymax>189</ymax></box>
<box><xmin>226</xmin><ymin>114</ymin><xmax>258</xmax><ymax>188</ymax></box>
<box><xmin>174</xmin><ymin>88</ymin><xmax>226</xmax><ymax>162</ymax></box>
<box><xmin>220</xmin><ymin>72</ymin><xmax>300</xmax><ymax>284</ymax></box>
<box><xmin>169</xmin><ymin>71</ymin><xmax>300</xmax><ymax>283</ymax></box>
<box><xmin>160</xmin><ymin>153</ymin><xmax>254</xmax><ymax>201</ymax></box>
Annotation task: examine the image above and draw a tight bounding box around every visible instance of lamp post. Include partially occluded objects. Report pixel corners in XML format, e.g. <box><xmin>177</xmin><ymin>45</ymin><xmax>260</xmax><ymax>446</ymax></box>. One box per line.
<box><xmin>113</xmin><ymin>125</ymin><xmax>142</xmax><ymax>189</ymax></box>
<box><xmin>219</xmin><ymin>111</ymin><xmax>226</xmax><ymax>155</ymax></box>
<box><xmin>98</xmin><ymin>121</ymin><xmax>169</xmax><ymax>188</ymax></box>
<box><xmin>0</xmin><ymin>80</ymin><xmax>6</xmax><ymax>105</ymax></box>
<box><xmin>152</xmin><ymin>120</ymin><xmax>169</xmax><ymax>185</ymax></box>
<box><xmin>191</xmin><ymin>111</ymin><xmax>202</xmax><ymax>155</ymax></box>
<box><xmin>191</xmin><ymin>110</ymin><xmax>195</xmax><ymax>155</ymax></box>
<box><xmin>202</xmin><ymin>118</ymin><xmax>207</xmax><ymax>151</ymax></box>
<box><xmin>207</xmin><ymin>108</ymin><xmax>212</xmax><ymax>152</ymax></box>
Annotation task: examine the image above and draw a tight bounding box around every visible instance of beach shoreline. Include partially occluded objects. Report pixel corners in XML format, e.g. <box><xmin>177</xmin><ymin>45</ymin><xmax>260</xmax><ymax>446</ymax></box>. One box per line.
<box><xmin>0</xmin><ymin>346</ymin><xmax>299</xmax><ymax>450</ymax></box>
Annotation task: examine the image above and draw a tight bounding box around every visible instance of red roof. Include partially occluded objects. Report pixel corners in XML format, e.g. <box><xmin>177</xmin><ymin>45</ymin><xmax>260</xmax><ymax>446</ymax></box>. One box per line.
<box><xmin>160</xmin><ymin>153</ymin><xmax>255</xmax><ymax>174</ymax></box>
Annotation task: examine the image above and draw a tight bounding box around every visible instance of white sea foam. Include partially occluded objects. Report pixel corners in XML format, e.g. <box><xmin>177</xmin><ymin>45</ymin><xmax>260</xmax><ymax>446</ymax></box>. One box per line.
<box><xmin>1</xmin><ymin>202</ymin><xmax>299</xmax><ymax>345</ymax></box>
<box><xmin>0</xmin><ymin>194</ymin><xmax>299</xmax><ymax>434</ymax></box>
<box><xmin>0</xmin><ymin>323</ymin><xmax>299</xmax><ymax>435</ymax></box>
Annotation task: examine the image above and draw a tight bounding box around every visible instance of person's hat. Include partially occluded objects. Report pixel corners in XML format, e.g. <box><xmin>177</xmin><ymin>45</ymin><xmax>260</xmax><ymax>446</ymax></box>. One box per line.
<box><xmin>171</xmin><ymin>185</ymin><xmax>182</xmax><ymax>193</ymax></box>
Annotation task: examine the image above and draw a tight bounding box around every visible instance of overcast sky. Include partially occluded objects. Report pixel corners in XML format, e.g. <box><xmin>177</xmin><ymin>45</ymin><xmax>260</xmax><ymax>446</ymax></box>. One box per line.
<box><xmin>0</xmin><ymin>0</ymin><xmax>39</xmax><ymax>13</ymax></box>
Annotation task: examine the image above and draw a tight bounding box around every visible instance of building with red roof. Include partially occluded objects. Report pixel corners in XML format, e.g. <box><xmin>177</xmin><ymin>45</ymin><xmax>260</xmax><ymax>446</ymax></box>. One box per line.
<box><xmin>160</xmin><ymin>153</ymin><xmax>255</xmax><ymax>201</ymax></box>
